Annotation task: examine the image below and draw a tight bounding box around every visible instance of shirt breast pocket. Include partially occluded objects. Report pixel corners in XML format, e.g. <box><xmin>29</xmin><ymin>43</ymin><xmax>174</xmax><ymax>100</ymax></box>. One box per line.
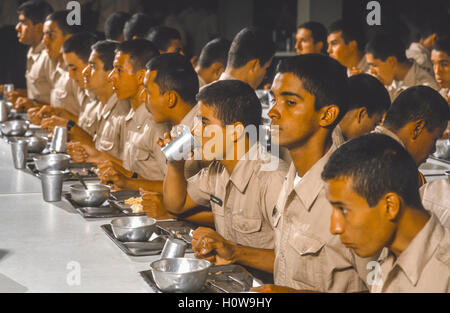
<box><xmin>232</xmin><ymin>215</ymin><xmax>262</xmax><ymax>234</ymax></box>
<box><xmin>288</xmin><ymin>231</ymin><xmax>326</xmax><ymax>290</ymax></box>
<box><xmin>97</xmin><ymin>121</ymin><xmax>116</xmax><ymax>152</ymax></box>
<box><xmin>136</xmin><ymin>148</ymin><xmax>151</xmax><ymax>161</ymax></box>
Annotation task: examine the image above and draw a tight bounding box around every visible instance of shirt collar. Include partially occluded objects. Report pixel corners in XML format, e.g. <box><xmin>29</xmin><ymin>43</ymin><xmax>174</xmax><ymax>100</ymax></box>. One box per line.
<box><xmin>27</xmin><ymin>43</ymin><xmax>45</xmax><ymax>62</ymax></box>
<box><xmin>392</xmin><ymin>215</ymin><xmax>444</xmax><ymax>286</ymax></box>
<box><xmin>229</xmin><ymin>143</ymin><xmax>263</xmax><ymax>193</ymax></box>
<box><xmin>219</xmin><ymin>72</ymin><xmax>239</xmax><ymax>81</ymax></box>
<box><xmin>100</xmin><ymin>93</ymin><xmax>119</xmax><ymax>119</ymax></box>
<box><xmin>289</xmin><ymin>145</ymin><xmax>336</xmax><ymax>211</ymax></box>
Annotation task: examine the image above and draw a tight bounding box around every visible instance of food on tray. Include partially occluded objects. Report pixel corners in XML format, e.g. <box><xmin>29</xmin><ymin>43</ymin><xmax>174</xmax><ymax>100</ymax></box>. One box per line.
<box><xmin>124</xmin><ymin>196</ymin><xmax>143</xmax><ymax>213</ymax></box>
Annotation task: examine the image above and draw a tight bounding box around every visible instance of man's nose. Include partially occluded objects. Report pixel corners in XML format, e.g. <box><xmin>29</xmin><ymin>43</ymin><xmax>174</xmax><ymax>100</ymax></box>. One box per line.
<box><xmin>330</xmin><ymin>209</ymin><xmax>344</xmax><ymax>235</ymax></box>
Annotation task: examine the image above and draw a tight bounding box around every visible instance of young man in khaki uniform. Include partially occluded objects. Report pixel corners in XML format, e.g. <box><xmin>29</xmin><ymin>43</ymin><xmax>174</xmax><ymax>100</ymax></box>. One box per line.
<box><xmin>372</xmin><ymin>86</ymin><xmax>449</xmax><ymax>186</ymax></box>
<box><xmin>322</xmin><ymin>133</ymin><xmax>450</xmax><ymax>292</ymax></box>
<box><xmin>218</xmin><ymin>27</ymin><xmax>275</xmax><ymax>90</ymax></box>
<box><xmin>192</xmin><ymin>55</ymin><xmax>373</xmax><ymax>293</ymax></box>
<box><xmin>5</xmin><ymin>1</ymin><xmax>53</xmax><ymax>105</ymax></box>
<box><xmin>160</xmin><ymin>80</ymin><xmax>288</xmax><ymax>249</ymax></box>
<box><xmin>195</xmin><ymin>38</ymin><xmax>231</xmax><ymax>87</ymax></box>
<box><xmin>295</xmin><ymin>21</ymin><xmax>327</xmax><ymax>55</ymax></box>
<box><xmin>327</xmin><ymin>20</ymin><xmax>368</xmax><ymax>77</ymax></box>
<box><xmin>365</xmin><ymin>33</ymin><xmax>440</xmax><ymax>101</ymax></box>
<box><xmin>332</xmin><ymin>73</ymin><xmax>390</xmax><ymax>147</ymax></box>
<box><xmin>67</xmin><ymin>41</ymin><xmax>130</xmax><ymax>162</ymax></box>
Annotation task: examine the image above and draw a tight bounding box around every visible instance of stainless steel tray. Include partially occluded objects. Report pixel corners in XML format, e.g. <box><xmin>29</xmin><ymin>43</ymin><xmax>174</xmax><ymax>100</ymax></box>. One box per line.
<box><xmin>156</xmin><ymin>220</ymin><xmax>196</xmax><ymax>245</ymax></box>
<box><xmin>101</xmin><ymin>224</ymin><xmax>166</xmax><ymax>256</ymax></box>
<box><xmin>139</xmin><ymin>264</ymin><xmax>257</xmax><ymax>293</ymax></box>
<box><xmin>25</xmin><ymin>161</ymin><xmax>99</xmax><ymax>181</ymax></box>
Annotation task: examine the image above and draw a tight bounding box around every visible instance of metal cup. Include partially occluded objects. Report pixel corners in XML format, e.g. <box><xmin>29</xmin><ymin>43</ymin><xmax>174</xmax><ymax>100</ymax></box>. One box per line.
<box><xmin>10</xmin><ymin>140</ymin><xmax>28</xmax><ymax>169</ymax></box>
<box><xmin>40</xmin><ymin>170</ymin><xmax>65</xmax><ymax>202</ymax></box>
<box><xmin>0</xmin><ymin>100</ymin><xmax>9</xmax><ymax>122</ymax></box>
<box><xmin>160</xmin><ymin>238</ymin><xmax>187</xmax><ymax>259</ymax></box>
<box><xmin>3</xmin><ymin>84</ymin><xmax>14</xmax><ymax>101</ymax></box>
<box><xmin>49</xmin><ymin>126</ymin><xmax>67</xmax><ymax>153</ymax></box>
<box><xmin>161</xmin><ymin>125</ymin><xmax>200</xmax><ymax>162</ymax></box>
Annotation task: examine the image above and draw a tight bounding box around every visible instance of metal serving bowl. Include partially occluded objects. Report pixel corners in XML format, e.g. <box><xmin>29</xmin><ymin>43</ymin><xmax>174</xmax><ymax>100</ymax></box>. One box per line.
<box><xmin>12</xmin><ymin>136</ymin><xmax>47</xmax><ymax>153</ymax></box>
<box><xmin>433</xmin><ymin>139</ymin><xmax>450</xmax><ymax>160</ymax></box>
<box><xmin>0</xmin><ymin>120</ymin><xmax>29</xmax><ymax>136</ymax></box>
<box><xmin>69</xmin><ymin>183</ymin><xmax>111</xmax><ymax>207</ymax></box>
<box><xmin>110</xmin><ymin>216</ymin><xmax>157</xmax><ymax>242</ymax></box>
<box><xmin>150</xmin><ymin>258</ymin><xmax>211</xmax><ymax>293</ymax></box>
<box><xmin>33</xmin><ymin>153</ymin><xmax>71</xmax><ymax>172</ymax></box>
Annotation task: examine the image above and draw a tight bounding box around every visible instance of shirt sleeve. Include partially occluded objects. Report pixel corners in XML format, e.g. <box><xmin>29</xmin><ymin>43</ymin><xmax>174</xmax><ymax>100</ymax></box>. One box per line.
<box><xmin>186</xmin><ymin>165</ymin><xmax>214</xmax><ymax>207</ymax></box>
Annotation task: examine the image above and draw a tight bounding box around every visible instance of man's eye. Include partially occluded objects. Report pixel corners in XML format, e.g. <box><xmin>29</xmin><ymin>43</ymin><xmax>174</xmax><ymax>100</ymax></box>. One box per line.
<box><xmin>286</xmin><ymin>100</ymin><xmax>296</xmax><ymax>106</ymax></box>
<box><xmin>339</xmin><ymin>207</ymin><xmax>348</xmax><ymax>215</ymax></box>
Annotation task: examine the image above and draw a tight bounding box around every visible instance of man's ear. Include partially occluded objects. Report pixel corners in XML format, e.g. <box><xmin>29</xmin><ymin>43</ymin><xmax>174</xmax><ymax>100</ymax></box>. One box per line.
<box><xmin>249</xmin><ymin>59</ymin><xmax>259</xmax><ymax>73</ymax></box>
<box><xmin>232</xmin><ymin>122</ymin><xmax>245</xmax><ymax>142</ymax></box>
<box><xmin>212</xmin><ymin>62</ymin><xmax>225</xmax><ymax>78</ymax></box>
<box><xmin>319</xmin><ymin>105</ymin><xmax>340</xmax><ymax>127</ymax></box>
<box><xmin>315</xmin><ymin>41</ymin><xmax>324</xmax><ymax>53</ymax></box>
<box><xmin>348</xmin><ymin>40</ymin><xmax>358</xmax><ymax>52</ymax></box>
<box><xmin>165</xmin><ymin>90</ymin><xmax>178</xmax><ymax>109</ymax></box>
<box><xmin>386</xmin><ymin>56</ymin><xmax>397</xmax><ymax>67</ymax></box>
<box><xmin>356</xmin><ymin>107</ymin><xmax>368</xmax><ymax>123</ymax></box>
<box><xmin>136</xmin><ymin>69</ymin><xmax>146</xmax><ymax>84</ymax></box>
<box><xmin>382</xmin><ymin>192</ymin><xmax>401</xmax><ymax>221</ymax></box>
<box><xmin>412</xmin><ymin>119</ymin><xmax>426</xmax><ymax>140</ymax></box>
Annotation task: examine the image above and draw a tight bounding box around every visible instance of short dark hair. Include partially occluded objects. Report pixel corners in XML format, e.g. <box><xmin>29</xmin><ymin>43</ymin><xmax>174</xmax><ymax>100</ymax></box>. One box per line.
<box><xmin>322</xmin><ymin>133</ymin><xmax>423</xmax><ymax>208</ymax></box>
<box><xmin>433</xmin><ymin>35</ymin><xmax>450</xmax><ymax>56</ymax></box>
<box><xmin>196</xmin><ymin>80</ymin><xmax>262</xmax><ymax>130</ymax></box>
<box><xmin>227</xmin><ymin>27</ymin><xmax>275</xmax><ymax>69</ymax></box>
<box><xmin>62</xmin><ymin>32</ymin><xmax>97</xmax><ymax>63</ymax></box>
<box><xmin>298</xmin><ymin>21</ymin><xmax>327</xmax><ymax>53</ymax></box>
<box><xmin>91</xmin><ymin>40</ymin><xmax>118</xmax><ymax>71</ymax></box>
<box><xmin>328</xmin><ymin>20</ymin><xmax>365</xmax><ymax>52</ymax></box>
<box><xmin>116</xmin><ymin>39</ymin><xmax>159</xmax><ymax>72</ymax></box>
<box><xmin>45</xmin><ymin>10</ymin><xmax>84</xmax><ymax>36</ymax></box>
<box><xmin>145</xmin><ymin>53</ymin><xmax>198</xmax><ymax>105</ymax></box>
<box><xmin>104</xmin><ymin>12</ymin><xmax>131</xmax><ymax>41</ymax></box>
<box><xmin>123</xmin><ymin>13</ymin><xmax>156</xmax><ymax>41</ymax></box>
<box><xmin>416</xmin><ymin>18</ymin><xmax>449</xmax><ymax>41</ymax></box>
<box><xmin>17</xmin><ymin>0</ymin><xmax>53</xmax><ymax>25</ymax></box>
<box><xmin>147</xmin><ymin>26</ymin><xmax>182</xmax><ymax>52</ymax></box>
<box><xmin>276</xmin><ymin>54</ymin><xmax>349</xmax><ymax>128</ymax></box>
<box><xmin>383</xmin><ymin>86</ymin><xmax>450</xmax><ymax>132</ymax></box>
<box><xmin>347</xmin><ymin>73</ymin><xmax>390</xmax><ymax>116</ymax></box>
<box><xmin>198</xmin><ymin>38</ymin><xmax>231</xmax><ymax>69</ymax></box>
<box><xmin>365</xmin><ymin>32</ymin><xmax>407</xmax><ymax>63</ymax></box>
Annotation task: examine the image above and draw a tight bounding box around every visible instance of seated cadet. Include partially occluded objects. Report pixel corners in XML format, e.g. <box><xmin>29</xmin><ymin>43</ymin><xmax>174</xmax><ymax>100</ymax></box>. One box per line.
<box><xmin>36</xmin><ymin>32</ymin><xmax>97</xmax><ymax>124</ymax></box>
<box><xmin>104</xmin><ymin>12</ymin><xmax>131</xmax><ymax>42</ymax></box>
<box><xmin>67</xmin><ymin>40</ymin><xmax>130</xmax><ymax>162</ymax></box>
<box><xmin>365</xmin><ymin>32</ymin><xmax>440</xmax><ymax>101</ymax></box>
<box><xmin>192</xmin><ymin>54</ymin><xmax>374</xmax><ymax>293</ymax></box>
<box><xmin>18</xmin><ymin>10</ymin><xmax>82</xmax><ymax>115</ymax></box>
<box><xmin>98</xmin><ymin>53</ymin><xmax>204</xmax><ymax>194</ymax></box>
<box><xmin>327</xmin><ymin>20</ymin><xmax>368</xmax><ymax>76</ymax></box>
<box><xmin>159</xmin><ymin>80</ymin><xmax>288</xmax><ymax>249</ymax></box>
<box><xmin>195</xmin><ymin>38</ymin><xmax>231</xmax><ymax>87</ymax></box>
<box><xmin>123</xmin><ymin>13</ymin><xmax>156</xmax><ymax>41</ymax></box>
<box><xmin>431</xmin><ymin>35</ymin><xmax>450</xmax><ymax>102</ymax></box>
<box><xmin>322</xmin><ymin>133</ymin><xmax>450</xmax><ymax>292</ymax></box>
<box><xmin>146</xmin><ymin>26</ymin><xmax>184</xmax><ymax>55</ymax></box>
<box><xmin>406</xmin><ymin>19</ymin><xmax>448</xmax><ymax>76</ymax></box>
<box><xmin>4</xmin><ymin>1</ymin><xmax>53</xmax><ymax>105</ymax></box>
<box><xmin>332</xmin><ymin>73</ymin><xmax>390</xmax><ymax>146</ymax></box>
<box><xmin>420</xmin><ymin>179</ymin><xmax>450</xmax><ymax>228</ymax></box>
<box><xmin>219</xmin><ymin>27</ymin><xmax>275</xmax><ymax>89</ymax></box>
<box><xmin>295</xmin><ymin>21</ymin><xmax>327</xmax><ymax>55</ymax></box>
<box><xmin>373</xmin><ymin>86</ymin><xmax>449</xmax><ymax>186</ymax></box>
<box><xmin>39</xmin><ymin>33</ymin><xmax>99</xmax><ymax>142</ymax></box>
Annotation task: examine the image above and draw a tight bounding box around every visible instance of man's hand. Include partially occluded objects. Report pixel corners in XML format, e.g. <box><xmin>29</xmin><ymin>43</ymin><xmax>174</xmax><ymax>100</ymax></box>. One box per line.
<box><xmin>141</xmin><ymin>190</ymin><xmax>175</xmax><ymax>219</ymax></box>
<box><xmin>14</xmin><ymin>97</ymin><xmax>38</xmax><ymax>112</ymax></box>
<box><xmin>67</xmin><ymin>141</ymin><xmax>89</xmax><ymax>162</ymax></box>
<box><xmin>27</xmin><ymin>107</ymin><xmax>42</xmax><ymax>125</ymax></box>
<box><xmin>5</xmin><ymin>91</ymin><xmax>23</xmax><ymax>104</ymax></box>
<box><xmin>41</xmin><ymin>115</ymin><xmax>68</xmax><ymax>132</ymax></box>
<box><xmin>250</xmin><ymin>284</ymin><xmax>312</xmax><ymax>293</ymax></box>
<box><xmin>191</xmin><ymin>227</ymin><xmax>237</xmax><ymax>265</ymax></box>
<box><xmin>96</xmin><ymin>161</ymin><xmax>129</xmax><ymax>189</ymax></box>
<box><xmin>36</xmin><ymin>105</ymin><xmax>59</xmax><ymax>120</ymax></box>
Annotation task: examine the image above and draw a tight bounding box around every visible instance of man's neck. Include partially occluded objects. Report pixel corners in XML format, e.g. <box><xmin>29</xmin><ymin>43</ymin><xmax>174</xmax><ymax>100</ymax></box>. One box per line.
<box><xmin>129</xmin><ymin>86</ymin><xmax>143</xmax><ymax>111</ymax></box>
<box><xmin>170</xmin><ymin>101</ymin><xmax>194</xmax><ymax>126</ymax></box>
<box><xmin>389</xmin><ymin>207</ymin><xmax>430</xmax><ymax>258</ymax></box>
<box><xmin>289</xmin><ymin>131</ymin><xmax>332</xmax><ymax>177</ymax></box>
<box><xmin>220</xmin><ymin>138</ymin><xmax>250</xmax><ymax>175</ymax></box>
<box><xmin>346</xmin><ymin>50</ymin><xmax>363</xmax><ymax>69</ymax></box>
<box><xmin>394</xmin><ymin>61</ymin><xmax>413</xmax><ymax>81</ymax></box>
<box><xmin>224</xmin><ymin>67</ymin><xmax>253</xmax><ymax>88</ymax></box>
<box><xmin>96</xmin><ymin>87</ymin><xmax>114</xmax><ymax>105</ymax></box>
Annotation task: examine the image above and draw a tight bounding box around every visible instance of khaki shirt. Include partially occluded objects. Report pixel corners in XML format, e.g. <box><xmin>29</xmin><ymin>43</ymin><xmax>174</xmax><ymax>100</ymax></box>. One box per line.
<box><xmin>93</xmin><ymin>94</ymin><xmax>131</xmax><ymax>159</ymax></box>
<box><xmin>187</xmin><ymin>144</ymin><xmax>288</xmax><ymax>249</ymax></box>
<box><xmin>371</xmin><ymin>215</ymin><xmax>450</xmax><ymax>292</ymax></box>
<box><xmin>420</xmin><ymin>179</ymin><xmax>450</xmax><ymax>228</ymax></box>
<box><xmin>122</xmin><ymin>113</ymin><xmax>171</xmax><ymax>181</ymax></box>
<box><xmin>273</xmin><ymin>145</ymin><xmax>373</xmax><ymax>292</ymax></box>
<box><xmin>386</xmin><ymin>61</ymin><xmax>440</xmax><ymax>101</ymax></box>
<box><xmin>26</xmin><ymin>44</ymin><xmax>54</xmax><ymax>103</ymax></box>
<box><xmin>331</xmin><ymin>124</ymin><xmax>346</xmax><ymax>147</ymax></box>
<box><xmin>347</xmin><ymin>56</ymin><xmax>369</xmax><ymax>77</ymax></box>
<box><xmin>50</xmin><ymin>64</ymin><xmax>81</xmax><ymax>116</ymax></box>
<box><xmin>119</xmin><ymin>103</ymin><xmax>150</xmax><ymax>157</ymax></box>
<box><xmin>405</xmin><ymin>42</ymin><xmax>434</xmax><ymax>76</ymax></box>
<box><xmin>77</xmin><ymin>89</ymin><xmax>100</xmax><ymax>137</ymax></box>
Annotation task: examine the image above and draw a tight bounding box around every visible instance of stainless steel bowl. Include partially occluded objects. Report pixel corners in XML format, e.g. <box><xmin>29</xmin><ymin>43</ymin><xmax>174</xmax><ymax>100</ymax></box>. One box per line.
<box><xmin>110</xmin><ymin>216</ymin><xmax>157</xmax><ymax>242</ymax></box>
<box><xmin>433</xmin><ymin>139</ymin><xmax>450</xmax><ymax>160</ymax></box>
<box><xmin>150</xmin><ymin>258</ymin><xmax>211</xmax><ymax>293</ymax></box>
<box><xmin>13</xmin><ymin>136</ymin><xmax>47</xmax><ymax>153</ymax></box>
<box><xmin>0</xmin><ymin>120</ymin><xmax>29</xmax><ymax>136</ymax></box>
<box><xmin>69</xmin><ymin>183</ymin><xmax>111</xmax><ymax>207</ymax></box>
<box><xmin>33</xmin><ymin>153</ymin><xmax>71</xmax><ymax>171</ymax></box>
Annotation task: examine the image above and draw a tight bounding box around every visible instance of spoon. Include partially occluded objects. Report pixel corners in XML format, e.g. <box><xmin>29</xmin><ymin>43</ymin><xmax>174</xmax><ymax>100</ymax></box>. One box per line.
<box><xmin>75</xmin><ymin>173</ymin><xmax>88</xmax><ymax>190</ymax></box>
